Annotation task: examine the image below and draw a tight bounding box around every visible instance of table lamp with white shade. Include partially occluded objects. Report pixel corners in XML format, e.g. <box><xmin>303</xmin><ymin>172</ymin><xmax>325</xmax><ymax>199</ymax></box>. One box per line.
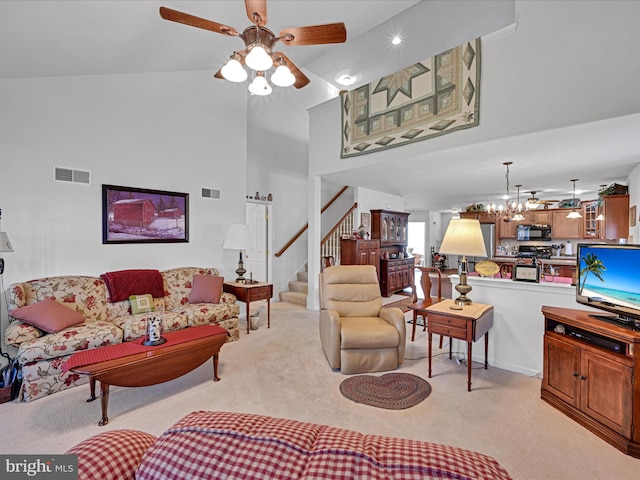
<box><xmin>223</xmin><ymin>224</ymin><xmax>253</xmax><ymax>282</ymax></box>
<box><xmin>439</xmin><ymin>218</ymin><xmax>487</xmax><ymax>306</ymax></box>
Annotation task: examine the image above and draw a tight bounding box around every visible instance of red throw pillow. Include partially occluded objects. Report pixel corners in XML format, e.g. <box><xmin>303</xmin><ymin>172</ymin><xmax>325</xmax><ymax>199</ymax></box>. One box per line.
<box><xmin>10</xmin><ymin>298</ymin><xmax>85</xmax><ymax>333</ymax></box>
<box><xmin>189</xmin><ymin>275</ymin><xmax>224</xmax><ymax>304</ymax></box>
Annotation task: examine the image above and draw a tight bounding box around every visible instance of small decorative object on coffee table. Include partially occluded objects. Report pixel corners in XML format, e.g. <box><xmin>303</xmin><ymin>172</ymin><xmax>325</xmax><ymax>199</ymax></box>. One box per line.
<box><xmin>142</xmin><ymin>309</ymin><xmax>166</xmax><ymax>346</ymax></box>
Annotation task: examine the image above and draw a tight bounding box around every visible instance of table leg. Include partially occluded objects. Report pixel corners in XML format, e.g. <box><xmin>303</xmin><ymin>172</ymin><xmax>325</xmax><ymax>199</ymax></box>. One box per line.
<box><xmin>98</xmin><ymin>382</ymin><xmax>110</xmax><ymax>426</ymax></box>
<box><xmin>87</xmin><ymin>377</ymin><xmax>97</xmax><ymax>402</ymax></box>
<box><xmin>267</xmin><ymin>299</ymin><xmax>271</xmax><ymax>328</ymax></box>
<box><xmin>212</xmin><ymin>353</ymin><xmax>221</xmax><ymax>382</ymax></box>
<box><xmin>428</xmin><ymin>332</ymin><xmax>433</xmax><ymax>378</ymax></box>
<box><xmin>467</xmin><ymin>341</ymin><xmax>473</xmax><ymax>392</ymax></box>
<box><xmin>245</xmin><ymin>302</ymin><xmax>250</xmax><ymax>335</ymax></box>
<box><xmin>484</xmin><ymin>332</ymin><xmax>489</xmax><ymax>369</ymax></box>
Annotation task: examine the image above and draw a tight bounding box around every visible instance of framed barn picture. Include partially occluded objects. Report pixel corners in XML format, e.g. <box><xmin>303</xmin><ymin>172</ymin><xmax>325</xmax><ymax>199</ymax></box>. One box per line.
<box><xmin>102</xmin><ymin>184</ymin><xmax>189</xmax><ymax>244</ymax></box>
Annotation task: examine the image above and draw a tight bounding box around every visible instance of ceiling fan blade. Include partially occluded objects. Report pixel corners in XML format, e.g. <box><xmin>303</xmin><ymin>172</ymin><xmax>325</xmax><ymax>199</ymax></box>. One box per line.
<box><xmin>159</xmin><ymin>7</ymin><xmax>239</xmax><ymax>37</ymax></box>
<box><xmin>245</xmin><ymin>0</ymin><xmax>268</xmax><ymax>26</ymax></box>
<box><xmin>279</xmin><ymin>23</ymin><xmax>347</xmax><ymax>46</ymax></box>
<box><xmin>274</xmin><ymin>52</ymin><xmax>310</xmax><ymax>89</ymax></box>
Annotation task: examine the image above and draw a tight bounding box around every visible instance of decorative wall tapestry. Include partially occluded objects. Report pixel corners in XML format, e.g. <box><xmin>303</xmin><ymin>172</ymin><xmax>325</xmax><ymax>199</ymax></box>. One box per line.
<box><xmin>340</xmin><ymin>38</ymin><xmax>481</xmax><ymax>158</ymax></box>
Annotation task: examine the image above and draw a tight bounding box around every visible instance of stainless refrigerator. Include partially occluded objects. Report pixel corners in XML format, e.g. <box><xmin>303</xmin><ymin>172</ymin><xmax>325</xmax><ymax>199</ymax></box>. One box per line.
<box><xmin>469</xmin><ymin>223</ymin><xmax>495</xmax><ymax>267</ymax></box>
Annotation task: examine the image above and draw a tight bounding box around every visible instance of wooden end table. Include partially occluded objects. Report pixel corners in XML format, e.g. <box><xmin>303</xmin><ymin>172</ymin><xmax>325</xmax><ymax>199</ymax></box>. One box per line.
<box><xmin>425</xmin><ymin>299</ymin><xmax>494</xmax><ymax>391</ymax></box>
<box><xmin>223</xmin><ymin>281</ymin><xmax>273</xmax><ymax>334</ymax></box>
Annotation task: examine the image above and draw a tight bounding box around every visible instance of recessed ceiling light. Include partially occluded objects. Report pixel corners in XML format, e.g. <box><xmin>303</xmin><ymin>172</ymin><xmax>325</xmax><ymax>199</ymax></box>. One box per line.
<box><xmin>391</xmin><ymin>36</ymin><xmax>402</xmax><ymax>45</ymax></box>
<box><xmin>335</xmin><ymin>74</ymin><xmax>356</xmax><ymax>86</ymax></box>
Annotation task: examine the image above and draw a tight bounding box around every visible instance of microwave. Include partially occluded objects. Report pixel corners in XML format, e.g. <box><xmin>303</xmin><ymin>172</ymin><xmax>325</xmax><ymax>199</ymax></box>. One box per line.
<box><xmin>517</xmin><ymin>224</ymin><xmax>552</xmax><ymax>241</ymax></box>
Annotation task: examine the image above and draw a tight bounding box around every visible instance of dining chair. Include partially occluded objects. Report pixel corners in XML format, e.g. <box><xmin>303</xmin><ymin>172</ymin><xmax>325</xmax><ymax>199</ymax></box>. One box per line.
<box><xmin>408</xmin><ymin>266</ymin><xmax>445</xmax><ymax>344</ymax></box>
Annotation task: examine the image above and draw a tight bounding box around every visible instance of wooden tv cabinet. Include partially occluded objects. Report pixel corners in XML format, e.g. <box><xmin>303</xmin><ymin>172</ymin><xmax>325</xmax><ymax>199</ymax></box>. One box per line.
<box><xmin>541</xmin><ymin>306</ymin><xmax>640</xmax><ymax>458</ymax></box>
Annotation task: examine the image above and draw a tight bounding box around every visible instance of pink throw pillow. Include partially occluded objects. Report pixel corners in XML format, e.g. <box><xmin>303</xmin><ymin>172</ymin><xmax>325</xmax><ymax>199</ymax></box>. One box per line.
<box><xmin>10</xmin><ymin>298</ymin><xmax>85</xmax><ymax>333</ymax></box>
<box><xmin>189</xmin><ymin>275</ymin><xmax>224</xmax><ymax>304</ymax></box>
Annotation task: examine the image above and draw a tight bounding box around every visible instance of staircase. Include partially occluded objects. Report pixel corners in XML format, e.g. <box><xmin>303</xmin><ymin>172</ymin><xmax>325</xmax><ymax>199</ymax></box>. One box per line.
<box><xmin>278</xmin><ymin>265</ymin><xmax>308</xmax><ymax>307</ymax></box>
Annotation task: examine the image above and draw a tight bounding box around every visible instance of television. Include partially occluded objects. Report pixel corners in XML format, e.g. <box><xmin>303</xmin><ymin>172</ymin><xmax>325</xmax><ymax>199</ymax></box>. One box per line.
<box><xmin>576</xmin><ymin>243</ymin><xmax>640</xmax><ymax>330</ymax></box>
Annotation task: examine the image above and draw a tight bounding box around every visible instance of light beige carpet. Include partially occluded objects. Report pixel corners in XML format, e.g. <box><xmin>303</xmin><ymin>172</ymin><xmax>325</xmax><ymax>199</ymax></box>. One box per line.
<box><xmin>0</xmin><ymin>302</ymin><xmax>638</xmax><ymax>479</ymax></box>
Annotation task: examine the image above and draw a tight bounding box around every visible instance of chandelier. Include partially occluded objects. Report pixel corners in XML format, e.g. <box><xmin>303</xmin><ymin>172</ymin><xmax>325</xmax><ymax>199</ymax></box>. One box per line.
<box><xmin>487</xmin><ymin>162</ymin><xmax>527</xmax><ymax>222</ymax></box>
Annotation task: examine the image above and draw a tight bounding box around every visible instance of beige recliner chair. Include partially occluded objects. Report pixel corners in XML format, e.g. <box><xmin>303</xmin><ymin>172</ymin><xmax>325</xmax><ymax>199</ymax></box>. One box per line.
<box><xmin>319</xmin><ymin>265</ymin><xmax>406</xmax><ymax>374</ymax></box>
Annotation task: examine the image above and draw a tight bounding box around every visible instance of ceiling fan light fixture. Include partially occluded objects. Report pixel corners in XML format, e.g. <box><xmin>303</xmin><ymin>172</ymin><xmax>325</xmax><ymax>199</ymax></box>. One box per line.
<box><xmin>271</xmin><ymin>64</ymin><xmax>295</xmax><ymax>87</ymax></box>
<box><xmin>245</xmin><ymin>45</ymin><xmax>273</xmax><ymax>71</ymax></box>
<box><xmin>248</xmin><ymin>73</ymin><xmax>272</xmax><ymax>96</ymax></box>
<box><xmin>221</xmin><ymin>58</ymin><xmax>248</xmax><ymax>82</ymax></box>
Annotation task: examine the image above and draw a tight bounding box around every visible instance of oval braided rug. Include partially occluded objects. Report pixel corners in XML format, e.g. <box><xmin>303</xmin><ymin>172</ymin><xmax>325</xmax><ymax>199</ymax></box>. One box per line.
<box><xmin>339</xmin><ymin>373</ymin><xmax>432</xmax><ymax>409</ymax></box>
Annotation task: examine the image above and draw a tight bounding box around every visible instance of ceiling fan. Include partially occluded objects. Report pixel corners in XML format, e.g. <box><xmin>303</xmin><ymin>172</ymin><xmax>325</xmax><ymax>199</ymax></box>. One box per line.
<box><xmin>526</xmin><ymin>191</ymin><xmax>559</xmax><ymax>209</ymax></box>
<box><xmin>159</xmin><ymin>0</ymin><xmax>347</xmax><ymax>95</ymax></box>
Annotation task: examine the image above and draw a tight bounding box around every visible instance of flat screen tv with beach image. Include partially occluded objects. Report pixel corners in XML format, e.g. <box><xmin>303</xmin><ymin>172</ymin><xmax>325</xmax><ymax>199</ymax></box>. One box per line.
<box><xmin>576</xmin><ymin>243</ymin><xmax>640</xmax><ymax>329</ymax></box>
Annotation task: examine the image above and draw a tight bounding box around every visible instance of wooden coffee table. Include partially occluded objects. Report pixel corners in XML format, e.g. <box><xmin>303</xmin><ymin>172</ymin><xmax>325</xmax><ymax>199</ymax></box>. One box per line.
<box><xmin>69</xmin><ymin>325</ymin><xmax>228</xmax><ymax>426</ymax></box>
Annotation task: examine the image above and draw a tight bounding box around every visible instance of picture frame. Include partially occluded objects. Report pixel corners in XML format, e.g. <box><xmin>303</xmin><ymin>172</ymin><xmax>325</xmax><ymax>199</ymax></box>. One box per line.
<box><xmin>513</xmin><ymin>264</ymin><xmax>540</xmax><ymax>283</ymax></box>
<box><xmin>360</xmin><ymin>212</ymin><xmax>371</xmax><ymax>232</ymax></box>
<box><xmin>630</xmin><ymin>205</ymin><xmax>637</xmax><ymax>227</ymax></box>
<box><xmin>102</xmin><ymin>184</ymin><xmax>189</xmax><ymax>244</ymax></box>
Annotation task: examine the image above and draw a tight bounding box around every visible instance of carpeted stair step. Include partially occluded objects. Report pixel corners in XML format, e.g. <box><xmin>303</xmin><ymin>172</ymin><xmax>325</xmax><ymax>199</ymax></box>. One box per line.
<box><xmin>297</xmin><ymin>270</ymin><xmax>308</xmax><ymax>282</ymax></box>
<box><xmin>279</xmin><ymin>290</ymin><xmax>307</xmax><ymax>307</ymax></box>
<box><xmin>288</xmin><ymin>280</ymin><xmax>308</xmax><ymax>294</ymax></box>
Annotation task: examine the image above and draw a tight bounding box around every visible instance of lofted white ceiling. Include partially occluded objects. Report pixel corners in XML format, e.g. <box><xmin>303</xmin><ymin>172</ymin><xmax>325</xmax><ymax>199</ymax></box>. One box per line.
<box><xmin>2</xmin><ymin>1</ymin><xmax>638</xmax><ymax>213</ymax></box>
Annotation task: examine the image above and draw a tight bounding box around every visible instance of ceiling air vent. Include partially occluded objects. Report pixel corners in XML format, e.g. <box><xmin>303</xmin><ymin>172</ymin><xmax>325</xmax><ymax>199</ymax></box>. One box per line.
<box><xmin>54</xmin><ymin>167</ymin><xmax>91</xmax><ymax>185</ymax></box>
<box><xmin>201</xmin><ymin>188</ymin><xmax>220</xmax><ymax>199</ymax></box>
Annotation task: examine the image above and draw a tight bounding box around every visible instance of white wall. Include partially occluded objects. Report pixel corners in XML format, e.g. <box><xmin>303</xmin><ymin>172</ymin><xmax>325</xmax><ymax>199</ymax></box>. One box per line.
<box><xmin>0</xmin><ymin>70</ymin><xmax>247</xmax><ymax>288</ymax></box>
<box><xmin>627</xmin><ymin>163</ymin><xmax>640</xmax><ymax>244</ymax></box>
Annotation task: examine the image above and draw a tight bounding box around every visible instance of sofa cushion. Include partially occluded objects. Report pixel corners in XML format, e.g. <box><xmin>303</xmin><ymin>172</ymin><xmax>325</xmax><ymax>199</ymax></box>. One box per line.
<box><xmin>129</xmin><ymin>294</ymin><xmax>154</xmax><ymax>314</ymax></box>
<box><xmin>9</xmin><ymin>276</ymin><xmax>108</xmax><ymax>322</ymax></box>
<box><xmin>66</xmin><ymin>429</ymin><xmax>158</xmax><ymax>480</ymax></box>
<box><xmin>10</xmin><ymin>298</ymin><xmax>86</xmax><ymax>333</ymax></box>
<box><xmin>17</xmin><ymin>319</ymin><xmax>124</xmax><ymax>364</ymax></box>
<box><xmin>3</xmin><ymin>320</ymin><xmax>43</xmax><ymax>346</ymax></box>
<box><xmin>175</xmin><ymin>303</ymin><xmax>240</xmax><ymax>328</ymax></box>
<box><xmin>189</xmin><ymin>275</ymin><xmax>224</xmax><ymax>304</ymax></box>
<box><xmin>162</xmin><ymin>267</ymin><xmax>218</xmax><ymax>311</ymax></box>
<box><xmin>111</xmin><ymin>311</ymin><xmax>189</xmax><ymax>342</ymax></box>
<box><xmin>136</xmin><ymin>411</ymin><xmax>513</xmax><ymax>480</ymax></box>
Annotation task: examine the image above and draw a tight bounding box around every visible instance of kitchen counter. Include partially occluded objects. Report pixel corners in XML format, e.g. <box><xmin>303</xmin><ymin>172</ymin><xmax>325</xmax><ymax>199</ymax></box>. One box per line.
<box><xmin>492</xmin><ymin>256</ymin><xmax>576</xmax><ymax>265</ymax></box>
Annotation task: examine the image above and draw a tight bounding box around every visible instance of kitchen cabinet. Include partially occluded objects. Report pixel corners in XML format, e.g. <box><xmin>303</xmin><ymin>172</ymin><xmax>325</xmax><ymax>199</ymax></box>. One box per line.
<box><xmin>371</xmin><ymin>210</ymin><xmax>410</xmax><ymax>245</ymax></box>
<box><xmin>541</xmin><ymin>306</ymin><xmax>640</xmax><ymax>458</ymax></box>
<box><xmin>582</xmin><ymin>200</ymin><xmax>602</xmax><ymax>239</ymax></box>
<box><xmin>380</xmin><ymin>257</ymin><xmax>415</xmax><ymax>297</ymax></box>
<box><xmin>340</xmin><ymin>239</ymin><xmax>380</xmax><ymax>273</ymax></box>
<box><xmin>551</xmin><ymin>209</ymin><xmax>582</xmax><ymax>239</ymax></box>
<box><xmin>530</xmin><ymin>209</ymin><xmax>552</xmax><ymax>224</ymax></box>
<box><xmin>496</xmin><ymin>217</ymin><xmax>521</xmax><ymax>239</ymax></box>
<box><xmin>602</xmin><ymin>194</ymin><xmax>629</xmax><ymax>240</ymax></box>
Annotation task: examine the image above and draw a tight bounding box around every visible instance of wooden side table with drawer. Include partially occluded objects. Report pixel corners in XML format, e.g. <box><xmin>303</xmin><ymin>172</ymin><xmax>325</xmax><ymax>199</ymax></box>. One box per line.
<box><xmin>425</xmin><ymin>299</ymin><xmax>494</xmax><ymax>391</ymax></box>
<box><xmin>223</xmin><ymin>282</ymin><xmax>273</xmax><ymax>335</ymax></box>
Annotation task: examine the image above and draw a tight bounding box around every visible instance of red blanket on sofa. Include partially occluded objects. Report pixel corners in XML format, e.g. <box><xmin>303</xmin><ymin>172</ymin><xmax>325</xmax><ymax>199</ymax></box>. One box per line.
<box><xmin>100</xmin><ymin>269</ymin><xmax>164</xmax><ymax>302</ymax></box>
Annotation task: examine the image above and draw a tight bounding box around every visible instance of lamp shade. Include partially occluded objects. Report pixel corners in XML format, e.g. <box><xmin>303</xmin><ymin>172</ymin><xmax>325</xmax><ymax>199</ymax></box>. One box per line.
<box><xmin>439</xmin><ymin>219</ymin><xmax>487</xmax><ymax>257</ymax></box>
<box><xmin>0</xmin><ymin>231</ymin><xmax>13</xmax><ymax>252</ymax></box>
<box><xmin>223</xmin><ymin>224</ymin><xmax>253</xmax><ymax>251</ymax></box>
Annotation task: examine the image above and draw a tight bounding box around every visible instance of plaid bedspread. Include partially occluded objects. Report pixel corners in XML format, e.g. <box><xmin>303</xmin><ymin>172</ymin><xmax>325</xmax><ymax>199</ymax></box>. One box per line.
<box><xmin>136</xmin><ymin>411</ymin><xmax>512</xmax><ymax>479</ymax></box>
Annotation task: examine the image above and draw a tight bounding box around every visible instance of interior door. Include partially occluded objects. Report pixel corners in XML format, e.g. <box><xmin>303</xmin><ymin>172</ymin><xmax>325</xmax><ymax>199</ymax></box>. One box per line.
<box><xmin>245</xmin><ymin>202</ymin><xmax>273</xmax><ymax>283</ymax></box>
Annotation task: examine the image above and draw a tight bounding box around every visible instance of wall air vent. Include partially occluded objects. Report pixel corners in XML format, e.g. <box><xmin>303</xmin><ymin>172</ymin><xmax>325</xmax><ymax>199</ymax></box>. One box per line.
<box><xmin>201</xmin><ymin>188</ymin><xmax>220</xmax><ymax>199</ymax></box>
<box><xmin>54</xmin><ymin>167</ymin><xmax>91</xmax><ymax>185</ymax></box>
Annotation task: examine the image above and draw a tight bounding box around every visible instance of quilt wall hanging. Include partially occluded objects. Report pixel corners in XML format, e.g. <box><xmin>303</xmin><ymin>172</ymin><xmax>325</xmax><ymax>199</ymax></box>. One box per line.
<box><xmin>340</xmin><ymin>38</ymin><xmax>481</xmax><ymax>158</ymax></box>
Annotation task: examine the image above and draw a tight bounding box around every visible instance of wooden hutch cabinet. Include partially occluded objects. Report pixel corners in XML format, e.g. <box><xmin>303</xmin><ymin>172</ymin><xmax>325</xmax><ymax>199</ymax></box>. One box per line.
<box><xmin>370</xmin><ymin>209</ymin><xmax>413</xmax><ymax>297</ymax></box>
<box><xmin>339</xmin><ymin>239</ymin><xmax>380</xmax><ymax>273</ymax></box>
<box><xmin>541</xmin><ymin>306</ymin><xmax>640</xmax><ymax>458</ymax></box>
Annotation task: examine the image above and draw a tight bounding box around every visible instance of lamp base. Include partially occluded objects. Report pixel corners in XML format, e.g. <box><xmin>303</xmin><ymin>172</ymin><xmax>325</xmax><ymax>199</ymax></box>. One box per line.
<box><xmin>453</xmin><ymin>270</ymin><xmax>473</xmax><ymax>306</ymax></box>
<box><xmin>235</xmin><ymin>256</ymin><xmax>247</xmax><ymax>282</ymax></box>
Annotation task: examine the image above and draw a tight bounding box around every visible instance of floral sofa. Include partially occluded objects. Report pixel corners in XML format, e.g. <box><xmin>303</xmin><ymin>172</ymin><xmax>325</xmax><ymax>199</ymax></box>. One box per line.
<box><xmin>3</xmin><ymin>267</ymin><xmax>240</xmax><ymax>402</ymax></box>
<box><xmin>66</xmin><ymin>410</ymin><xmax>513</xmax><ymax>480</ymax></box>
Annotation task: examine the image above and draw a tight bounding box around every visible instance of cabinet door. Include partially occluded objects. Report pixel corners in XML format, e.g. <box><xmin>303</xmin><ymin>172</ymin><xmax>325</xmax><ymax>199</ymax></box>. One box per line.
<box><xmin>603</xmin><ymin>194</ymin><xmax>629</xmax><ymax>240</ymax></box>
<box><xmin>496</xmin><ymin>218</ymin><xmax>519</xmax><ymax>239</ymax></box>
<box><xmin>552</xmin><ymin>210</ymin><xmax>582</xmax><ymax>239</ymax></box>
<box><xmin>580</xmin><ymin>350</ymin><xmax>633</xmax><ymax>437</ymax></box>
<box><xmin>533</xmin><ymin>210</ymin><xmax>552</xmax><ymax>224</ymax></box>
<box><xmin>543</xmin><ymin>336</ymin><xmax>580</xmax><ymax>408</ymax></box>
<box><xmin>582</xmin><ymin>201</ymin><xmax>601</xmax><ymax>239</ymax></box>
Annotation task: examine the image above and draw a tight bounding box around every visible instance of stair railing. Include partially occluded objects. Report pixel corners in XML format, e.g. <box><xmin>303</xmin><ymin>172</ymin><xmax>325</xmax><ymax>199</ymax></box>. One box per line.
<box><xmin>320</xmin><ymin>202</ymin><xmax>357</xmax><ymax>266</ymax></box>
<box><xmin>275</xmin><ymin>186</ymin><xmax>350</xmax><ymax>258</ymax></box>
